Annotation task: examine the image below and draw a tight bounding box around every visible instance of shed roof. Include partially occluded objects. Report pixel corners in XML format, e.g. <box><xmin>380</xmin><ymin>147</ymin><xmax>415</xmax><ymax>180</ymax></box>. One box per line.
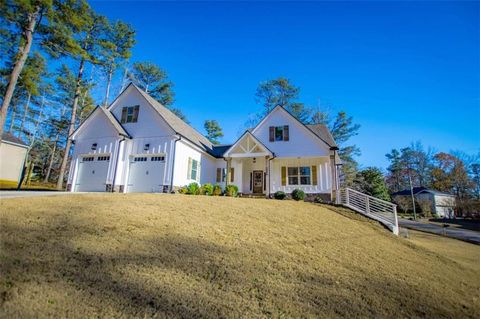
<box><xmin>1</xmin><ymin>132</ymin><xmax>28</xmax><ymax>147</ymax></box>
<box><xmin>392</xmin><ymin>187</ymin><xmax>455</xmax><ymax>197</ymax></box>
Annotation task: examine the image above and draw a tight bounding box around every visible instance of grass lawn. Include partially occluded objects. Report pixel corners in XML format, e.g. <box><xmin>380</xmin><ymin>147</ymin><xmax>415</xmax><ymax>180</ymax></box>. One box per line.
<box><xmin>1</xmin><ymin>194</ymin><xmax>479</xmax><ymax>318</ymax></box>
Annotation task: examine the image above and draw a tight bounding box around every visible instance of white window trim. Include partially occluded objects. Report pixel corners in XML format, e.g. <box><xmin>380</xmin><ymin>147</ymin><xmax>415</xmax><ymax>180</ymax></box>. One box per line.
<box><xmin>287</xmin><ymin>166</ymin><xmax>312</xmax><ymax>186</ymax></box>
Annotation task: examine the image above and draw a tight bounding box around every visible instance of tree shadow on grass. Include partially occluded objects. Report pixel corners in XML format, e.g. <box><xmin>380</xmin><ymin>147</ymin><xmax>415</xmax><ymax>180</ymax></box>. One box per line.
<box><xmin>1</xmin><ymin>214</ymin><xmax>478</xmax><ymax>318</ymax></box>
<box><xmin>0</xmin><ymin>218</ymin><xmax>247</xmax><ymax>318</ymax></box>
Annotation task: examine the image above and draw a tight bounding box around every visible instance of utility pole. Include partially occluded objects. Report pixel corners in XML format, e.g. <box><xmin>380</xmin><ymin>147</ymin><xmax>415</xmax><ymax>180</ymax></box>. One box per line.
<box><xmin>408</xmin><ymin>172</ymin><xmax>417</xmax><ymax>220</ymax></box>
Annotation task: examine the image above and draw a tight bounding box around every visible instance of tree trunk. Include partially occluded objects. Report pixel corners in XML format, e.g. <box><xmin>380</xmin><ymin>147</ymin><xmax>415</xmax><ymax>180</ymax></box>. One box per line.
<box><xmin>56</xmin><ymin>58</ymin><xmax>86</xmax><ymax>190</ymax></box>
<box><xmin>9</xmin><ymin>104</ymin><xmax>17</xmax><ymax>132</ymax></box>
<box><xmin>44</xmin><ymin>135</ymin><xmax>58</xmax><ymax>183</ymax></box>
<box><xmin>104</xmin><ymin>68</ymin><xmax>113</xmax><ymax>107</ymax></box>
<box><xmin>0</xmin><ymin>7</ymin><xmax>40</xmax><ymax>144</ymax></box>
<box><xmin>19</xmin><ymin>92</ymin><xmax>31</xmax><ymax>137</ymax></box>
<box><xmin>29</xmin><ymin>94</ymin><xmax>45</xmax><ymax>147</ymax></box>
<box><xmin>119</xmin><ymin>66</ymin><xmax>128</xmax><ymax>93</ymax></box>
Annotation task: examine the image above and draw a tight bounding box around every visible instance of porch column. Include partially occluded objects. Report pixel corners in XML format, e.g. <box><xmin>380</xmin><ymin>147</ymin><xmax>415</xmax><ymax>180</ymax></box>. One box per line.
<box><xmin>225</xmin><ymin>157</ymin><xmax>230</xmax><ymax>188</ymax></box>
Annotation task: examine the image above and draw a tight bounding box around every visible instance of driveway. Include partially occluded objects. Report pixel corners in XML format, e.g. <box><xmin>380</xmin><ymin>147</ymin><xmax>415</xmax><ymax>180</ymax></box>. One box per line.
<box><xmin>399</xmin><ymin>218</ymin><xmax>480</xmax><ymax>245</ymax></box>
<box><xmin>0</xmin><ymin>191</ymin><xmax>80</xmax><ymax>199</ymax></box>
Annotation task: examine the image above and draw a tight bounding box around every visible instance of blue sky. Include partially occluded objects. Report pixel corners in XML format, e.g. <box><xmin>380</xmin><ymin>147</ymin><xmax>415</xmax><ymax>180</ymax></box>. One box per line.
<box><xmin>91</xmin><ymin>1</ymin><xmax>479</xmax><ymax>169</ymax></box>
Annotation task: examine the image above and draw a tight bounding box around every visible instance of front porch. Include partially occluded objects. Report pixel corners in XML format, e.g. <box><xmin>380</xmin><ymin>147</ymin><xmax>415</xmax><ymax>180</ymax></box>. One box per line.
<box><xmin>223</xmin><ymin>131</ymin><xmax>335</xmax><ymax>198</ymax></box>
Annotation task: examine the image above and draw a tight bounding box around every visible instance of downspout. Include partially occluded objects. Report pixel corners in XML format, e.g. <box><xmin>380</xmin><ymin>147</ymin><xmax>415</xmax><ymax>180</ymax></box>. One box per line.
<box><xmin>111</xmin><ymin>136</ymin><xmax>126</xmax><ymax>192</ymax></box>
<box><xmin>169</xmin><ymin>135</ymin><xmax>181</xmax><ymax>192</ymax></box>
<box><xmin>268</xmin><ymin>154</ymin><xmax>276</xmax><ymax>198</ymax></box>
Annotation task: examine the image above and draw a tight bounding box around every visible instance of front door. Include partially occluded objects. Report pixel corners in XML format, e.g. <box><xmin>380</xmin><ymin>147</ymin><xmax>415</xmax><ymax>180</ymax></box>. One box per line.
<box><xmin>253</xmin><ymin>170</ymin><xmax>263</xmax><ymax>194</ymax></box>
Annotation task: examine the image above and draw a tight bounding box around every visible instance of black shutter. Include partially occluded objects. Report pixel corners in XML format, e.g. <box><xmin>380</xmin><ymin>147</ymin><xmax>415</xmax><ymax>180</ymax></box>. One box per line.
<box><xmin>121</xmin><ymin>107</ymin><xmax>127</xmax><ymax>123</ymax></box>
<box><xmin>269</xmin><ymin>126</ymin><xmax>274</xmax><ymax>142</ymax></box>
<box><xmin>132</xmin><ymin>105</ymin><xmax>140</xmax><ymax>122</ymax></box>
<box><xmin>283</xmin><ymin>125</ymin><xmax>289</xmax><ymax>141</ymax></box>
<box><xmin>249</xmin><ymin>173</ymin><xmax>253</xmax><ymax>191</ymax></box>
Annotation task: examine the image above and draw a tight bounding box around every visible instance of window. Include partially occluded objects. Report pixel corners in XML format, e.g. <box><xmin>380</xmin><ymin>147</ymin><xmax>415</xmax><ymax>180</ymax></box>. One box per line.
<box><xmin>82</xmin><ymin>156</ymin><xmax>94</xmax><ymax>162</ymax></box>
<box><xmin>151</xmin><ymin>156</ymin><xmax>165</xmax><ymax>161</ymax></box>
<box><xmin>188</xmin><ymin>158</ymin><xmax>200</xmax><ymax>181</ymax></box>
<box><xmin>269</xmin><ymin>125</ymin><xmax>289</xmax><ymax>142</ymax></box>
<box><xmin>275</xmin><ymin>126</ymin><xmax>284</xmax><ymax>141</ymax></box>
<box><xmin>134</xmin><ymin>157</ymin><xmax>147</xmax><ymax>162</ymax></box>
<box><xmin>216</xmin><ymin>168</ymin><xmax>227</xmax><ymax>183</ymax></box>
<box><xmin>287</xmin><ymin>166</ymin><xmax>311</xmax><ymax>185</ymax></box>
<box><xmin>97</xmin><ymin>156</ymin><xmax>110</xmax><ymax>161</ymax></box>
<box><xmin>121</xmin><ymin>105</ymin><xmax>139</xmax><ymax>123</ymax></box>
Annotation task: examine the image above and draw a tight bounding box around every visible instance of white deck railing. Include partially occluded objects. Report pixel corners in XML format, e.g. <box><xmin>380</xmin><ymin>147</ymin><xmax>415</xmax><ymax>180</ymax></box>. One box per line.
<box><xmin>337</xmin><ymin>188</ymin><xmax>399</xmax><ymax>235</ymax></box>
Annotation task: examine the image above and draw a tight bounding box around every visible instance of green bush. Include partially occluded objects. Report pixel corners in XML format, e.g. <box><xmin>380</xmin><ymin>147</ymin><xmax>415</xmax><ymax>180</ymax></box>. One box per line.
<box><xmin>212</xmin><ymin>184</ymin><xmax>223</xmax><ymax>196</ymax></box>
<box><xmin>177</xmin><ymin>186</ymin><xmax>188</xmax><ymax>194</ymax></box>
<box><xmin>200</xmin><ymin>183</ymin><xmax>213</xmax><ymax>195</ymax></box>
<box><xmin>314</xmin><ymin>196</ymin><xmax>324</xmax><ymax>203</ymax></box>
<box><xmin>225</xmin><ymin>184</ymin><xmax>239</xmax><ymax>197</ymax></box>
<box><xmin>291</xmin><ymin>189</ymin><xmax>305</xmax><ymax>201</ymax></box>
<box><xmin>186</xmin><ymin>182</ymin><xmax>200</xmax><ymax>195</ymax></box>
<box><xmin>274</xmin><ymin>191</ymin><xmax>286</xmax><ymax>200</ymax></box>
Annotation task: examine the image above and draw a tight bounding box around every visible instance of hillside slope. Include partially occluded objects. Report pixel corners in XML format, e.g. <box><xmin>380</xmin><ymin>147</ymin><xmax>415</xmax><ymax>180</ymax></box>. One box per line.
<box><xmin>1</xmin><ymin>194</ymin><xmax>479</xmax><ymax>318</ymax></box>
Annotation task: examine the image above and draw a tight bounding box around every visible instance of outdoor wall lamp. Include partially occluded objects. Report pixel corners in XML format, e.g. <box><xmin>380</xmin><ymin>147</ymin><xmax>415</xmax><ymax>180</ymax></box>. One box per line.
<box><xmin>91</xmin><ymin>143</ymin><xmax>97</xmax><ymax>150</ymax></box>
<box><xmin>144</xmin><ymin>143</ymin><xmax>150</xmax><ymax>151</ymax></box>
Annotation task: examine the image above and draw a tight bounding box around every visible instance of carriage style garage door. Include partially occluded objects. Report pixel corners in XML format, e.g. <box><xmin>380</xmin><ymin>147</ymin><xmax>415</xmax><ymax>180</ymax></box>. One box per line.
<box><xmin>127</xmin><ymin>155</ymin><xmax>166</xmax><ymax>193</ymax></box>
<box><xmin>75</xmin><ymin>155</ymin><xmax>110</xmax><ymax>192</ymax></box>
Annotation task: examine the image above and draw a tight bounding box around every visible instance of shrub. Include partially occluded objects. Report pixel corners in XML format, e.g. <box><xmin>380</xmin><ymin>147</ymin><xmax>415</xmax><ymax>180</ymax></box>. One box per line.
<box><xmin>314</xmin><ymin>196</ymin><xmax>324</xmax><ymax>203</ymax></box>
<box><xmin>225</xmin><ymin>184</ymin><xmax>239</xmax><ymax>197</ymax></box>
<box><xmin>212</xmin><ymin>184</ymin><xmax>222</xmax><ymax>196</ymax></box>
<box><xmin>274</xmin><ymin>191</ymin><xmax>286</xmax><ymax>200</ymax></box>
<box><xmin>186</xmin><ymin>182</ymin><xmax>200</xmax><ymax>195</ymax></box>
<box><xmin>177</xmin><ymin>186</ymin><xmax>188</xmax><ymax>194</ymax></box>
<box><xmin>291</xmin><ymin>189</ymin><xmax>305</xmax><ymax>201</ymax></box>
<box><xmin>200</xmin><ymin>183</ymin><xmax>213</xmax><ymax>195</ymax></box>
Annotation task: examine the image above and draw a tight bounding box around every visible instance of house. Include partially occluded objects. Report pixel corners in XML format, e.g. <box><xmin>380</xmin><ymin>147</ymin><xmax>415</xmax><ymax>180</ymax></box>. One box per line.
<box><xmin>68</xmin><ymin>83</ymin><xmax>341</xmax><ymax>200</ymax></box>
<box><xmin>391</xmin><ymin>187</ymin><xmax>456</xmax><ymax>218</ymax></box>
<box><xmin>0</xmin><ymin>132</ymin><xmax>28</xmax><ymax>189</ymax></box>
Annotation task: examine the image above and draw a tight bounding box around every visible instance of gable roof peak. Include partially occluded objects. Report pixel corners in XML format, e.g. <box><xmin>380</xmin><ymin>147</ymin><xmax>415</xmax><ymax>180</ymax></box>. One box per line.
<box><xmin>128</xmin><ymin>82</ymin><xmax>216</xmax><ymax>155</ymax></box>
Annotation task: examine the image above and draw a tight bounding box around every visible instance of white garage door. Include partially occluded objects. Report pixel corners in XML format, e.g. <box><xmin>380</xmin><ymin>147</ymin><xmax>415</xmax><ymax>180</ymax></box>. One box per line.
<box><xmin>127</xmin><ymin>155</ymin><xmax>166</xmax><ymax>193</ymax></box>
<box><xmin>75</xmin><ymin>155</ymin><xmax>110</xmax><ymax>192</ymax></box>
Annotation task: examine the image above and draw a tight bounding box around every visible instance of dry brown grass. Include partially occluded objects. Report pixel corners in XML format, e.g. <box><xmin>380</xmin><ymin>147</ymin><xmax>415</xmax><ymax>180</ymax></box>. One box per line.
<box><xmin>0</xmin><ymin>194</ymin><xmax>479</xmax><ymax>318</ymax></box>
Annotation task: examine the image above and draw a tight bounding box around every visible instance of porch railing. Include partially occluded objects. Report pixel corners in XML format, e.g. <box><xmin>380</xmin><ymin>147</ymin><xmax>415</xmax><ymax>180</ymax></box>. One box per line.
<box><xmin>337</xmin><ymin>188</ymin><xmax>399</xmax><ymax>235</ymax></box>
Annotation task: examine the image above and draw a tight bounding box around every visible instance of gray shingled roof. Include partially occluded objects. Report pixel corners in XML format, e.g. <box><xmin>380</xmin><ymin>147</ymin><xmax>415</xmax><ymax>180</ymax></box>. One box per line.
<box><xmin>211</xmin><ymin>145</ymin><xmax>232</xmax><ymax>157</ymax></box>
<box><xmin>134</xmin><ymin>84</ymin><xmax>215</xmax><ymax>154</ymax></box>
<box><xmin>98</xmin><ymin>106</ymin><xmax>130</xmax><ymax>137</ymax></box>
<box><xmin>70</xmin><ymin>106</ymin><xmax>130</xmax><ymax>139</ymax></box>
<box><xmin>1</xmin><ymin>132</ymin><xmax>28</xmax><ymax>147</ymax></box>
<box><xmin>392</xmin><ymin>187</ymin><xmax>455</xmax><ymax>197</ymax></box>
<box><xmin>306</xmin><ymin>124</ymin><xmax>337</xmax><ymax>147</ymax></box>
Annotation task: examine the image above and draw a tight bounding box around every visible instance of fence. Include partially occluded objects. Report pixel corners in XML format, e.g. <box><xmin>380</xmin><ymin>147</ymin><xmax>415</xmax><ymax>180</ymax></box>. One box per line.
<box><xmin>337</xmin><ymin>188</ymin><xmax>399</xmax><ymax>235</ymax></box>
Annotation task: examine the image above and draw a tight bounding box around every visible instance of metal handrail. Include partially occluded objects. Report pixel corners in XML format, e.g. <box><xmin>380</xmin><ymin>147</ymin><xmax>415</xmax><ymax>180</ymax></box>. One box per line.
<box><xmin>337</xmin><ymin>188</ymin><xmax>399</xmax><ymax>235</ymax></box>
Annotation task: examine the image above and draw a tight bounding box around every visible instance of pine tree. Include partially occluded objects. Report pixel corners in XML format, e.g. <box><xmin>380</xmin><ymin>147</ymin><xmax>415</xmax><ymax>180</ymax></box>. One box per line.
<box><xmin>354</xmin><ymin>167</ymin><xmax>390</xmax><ymax>201</ymax></box>
<box><xmin>204</xmin><ymin>120</ymin><xmax>224</xmax><ymax>144</ymax></box>
<box><xmin>46</xmin><ymin>1</ymin><xmax>111</xmax><ymax>190</ymax></box>
<box><xmin>99</xmin><ymin>20</ymin><xmax>135</xmax><ymax>106</ymax></box>
<box><xmin>0</xmin><ymin>0</ymin><xmax>54</xmax><ymax>141</ymax></box>
<box><xmin>128</xmin><ymin>61</ymin><xmax>175</xmax><ymax>106</ymax></box>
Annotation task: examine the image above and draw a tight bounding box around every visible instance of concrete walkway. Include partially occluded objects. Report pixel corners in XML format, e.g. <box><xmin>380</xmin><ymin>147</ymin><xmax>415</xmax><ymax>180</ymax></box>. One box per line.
<box><xmin>0</xmin><ymin>191</ymin><xmax>80</xmax><ymax>199</ymax></box>
<box><xmin>399</xmin><ymin>218</ymin><xmax>480</xmax><ymax>245</ymax></box>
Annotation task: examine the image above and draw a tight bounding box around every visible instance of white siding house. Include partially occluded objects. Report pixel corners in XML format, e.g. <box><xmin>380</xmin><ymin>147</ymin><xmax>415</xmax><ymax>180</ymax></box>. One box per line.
<box><xmin>68</xmin><ymin>83</ymin><xmax>340</xmax><ymax>201</ymax></box>
<box><xmin>392</xmin><ymin>187</ymin><xmax>456</xmax><ymax>218</ymax></box>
